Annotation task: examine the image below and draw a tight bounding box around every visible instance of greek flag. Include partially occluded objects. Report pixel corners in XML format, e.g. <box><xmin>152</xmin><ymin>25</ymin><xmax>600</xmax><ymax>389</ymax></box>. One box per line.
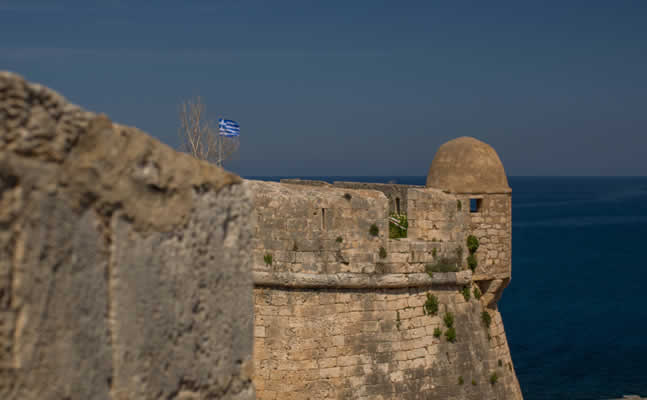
<box><xmin>218</xmin><ymin>118</ymin><xmax>240</xmax><ymax>137</ymax></box>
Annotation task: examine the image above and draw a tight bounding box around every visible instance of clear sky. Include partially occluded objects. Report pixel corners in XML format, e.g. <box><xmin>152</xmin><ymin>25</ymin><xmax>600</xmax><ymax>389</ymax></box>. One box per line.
<box><xmin>2</xmin><ymin>1</ymin><xmax>646</xmax><ymax>176</ymax></box>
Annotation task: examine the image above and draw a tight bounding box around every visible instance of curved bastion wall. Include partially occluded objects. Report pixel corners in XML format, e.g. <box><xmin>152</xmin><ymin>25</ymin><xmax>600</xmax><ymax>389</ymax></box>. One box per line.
<box><xmin>247</xmin><ymin>138</ymin><xmax>521</xmax><ymax>400</ymax></box>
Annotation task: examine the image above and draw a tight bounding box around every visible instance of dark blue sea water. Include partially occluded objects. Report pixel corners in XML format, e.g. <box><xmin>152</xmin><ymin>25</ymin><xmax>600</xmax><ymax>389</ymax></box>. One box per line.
<box><xmin>247</xmin><ymin>176</ymin><xmax>647</xmax><ymax>400</ymax></box>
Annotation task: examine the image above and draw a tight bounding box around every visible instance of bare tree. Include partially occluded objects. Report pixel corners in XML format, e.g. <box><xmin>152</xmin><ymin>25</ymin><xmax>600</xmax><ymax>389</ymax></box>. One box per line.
<box><xmin>178</xmin><ymin>96</ymin><xmax>239</xmax><ymax>167</ymax></box>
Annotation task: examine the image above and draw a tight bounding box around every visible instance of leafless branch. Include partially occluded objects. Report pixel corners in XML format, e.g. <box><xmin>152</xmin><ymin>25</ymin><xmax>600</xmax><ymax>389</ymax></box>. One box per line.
<box><xmin>177</xmin><ymin>97</ymin><xmax>239</xmax><ymax>166</ymax></box>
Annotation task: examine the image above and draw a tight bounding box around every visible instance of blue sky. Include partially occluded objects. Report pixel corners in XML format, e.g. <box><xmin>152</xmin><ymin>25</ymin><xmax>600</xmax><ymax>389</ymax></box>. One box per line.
<box><xmin>2</xmin><ymin>1</ymin><xmax>646</xmax><ymax>176</ymax></box>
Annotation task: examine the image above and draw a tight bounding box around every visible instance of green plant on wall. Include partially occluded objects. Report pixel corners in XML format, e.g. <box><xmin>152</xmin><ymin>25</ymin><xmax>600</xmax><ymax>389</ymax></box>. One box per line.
<box><xmin>433</xmin><ymin>327</ymin><xmax>442</xmax><ymax>338</ymax></box>
<box><xmin>473</xmin><ymin>286</ymin><xmax>482</xmax><ymax>299</ymax></box>
<box><xmin>458</xmin><ymin>376</ymin><xmax>464</xmax><ymax>385</ymax></box>
<box><xmin>369</xmin><ymin>223</ymin><xmax>379</xmax><ymax>237</ymax></box>
<box><xmin>343</xmin><ymin>193</ymin><xmax>352</xmax><ymax>201</ymax></box>
<box><xmin>263</xmin><ymin>253</ymin><xmax>273</xmax><ymax>266</ymax></box>
<box><xmin>445</xmin><ymin>326</ymin><xmax>456</xmax><ymax>342</ymax></box>
<box><xmin>467</xmin><ymin>254</ymin><xmax>478</xmax><ymax>271</ymax></box>
<box><xmin>336</xmin><ymin>236</ymin><xmax>343</xmax><ymax>243</ymax></box>
<box><xmin>389</xmin><ymin>212</ymin><xmax>408</xmax><ymax>239</ymax></box>
<box><xmin>443</xmin><ymin>312</ymin><xmax>454</xmax><ymax>328</ymax></box>
<box><xmin>423</xmin><ymin>293</ymin><xmax>439</xmax><ymax>316</ymax></box>
<box><xmin>481</xmin><ymin>311</ymin><xmax>492</xmax><ymax>328</ymax></box>
<box><xmin>466</xmin><ymin>235</ymin><xmax>480</xmax><ymax>272</ymax></box>
<box><xmin>489</xmin><ymin>372</ymin><xmax>498</xmax><ymax>385</ymax></box>
<box><xmin>379</xmin><ymin>246</ymin><xmax>387</xmax><ymax>259</ymax></box>
<box><xmin>457</xmin><ymin>199</ymin><xmax>462</xmax><ymax>211</ymax></box>
<box><xmin>461</xmin><ymin>286</ymin><xmax>471</xmax><ymax>301</ymax></box>
<box><xmin>467</xmin><ymin>235</ymin><xmax>480</xmax><ymax>253</ymax></box>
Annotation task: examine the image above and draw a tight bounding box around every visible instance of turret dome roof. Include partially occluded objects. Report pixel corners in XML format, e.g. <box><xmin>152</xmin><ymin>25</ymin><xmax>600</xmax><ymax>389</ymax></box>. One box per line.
<box><xmin>426</xmin><ymin>137</ymin><xmax>511</xmax><ymax>194</ymax></box>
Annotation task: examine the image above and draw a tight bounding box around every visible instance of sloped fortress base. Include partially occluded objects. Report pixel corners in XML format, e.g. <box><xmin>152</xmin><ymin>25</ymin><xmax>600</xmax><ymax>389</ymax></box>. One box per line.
<box><xmin>253</xmin><ymin>285</ymin><xmax>520</xmax><ymax>399</ymax></box>
<box><xmin>0</xmin><ymin>72</ymin><xmax>255</xmax><ymax>399</ymax></box>
<box><xmin>248</xmin><ymin>138</ymin><xmax>523</xmax><ymax>399</ymax></box>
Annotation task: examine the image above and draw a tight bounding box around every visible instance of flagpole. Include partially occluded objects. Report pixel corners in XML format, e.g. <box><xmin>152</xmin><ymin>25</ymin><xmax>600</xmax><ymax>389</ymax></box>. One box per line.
<box><xmin>219</xmin><ymin>118</ymin><xmax>223</xmax><ymax>167</ymax></box>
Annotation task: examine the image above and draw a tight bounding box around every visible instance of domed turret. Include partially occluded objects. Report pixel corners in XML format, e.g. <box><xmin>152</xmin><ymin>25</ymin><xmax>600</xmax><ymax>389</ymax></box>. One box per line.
<box><xmin>426</xmin><ymin>137</ymin><xmax>510</xmax><ymax>194</ymax></box>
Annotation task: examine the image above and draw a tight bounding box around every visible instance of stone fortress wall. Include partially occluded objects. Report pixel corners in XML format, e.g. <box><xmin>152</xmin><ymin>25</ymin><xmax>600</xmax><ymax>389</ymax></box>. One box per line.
<box><xmin>0</xmin><ymin>72</ymin><xmax>255</xmax><ymax>400</ymax></box>
<box><xmin>248</xmin><ymin>137</ymin><xmax>521</xmax><ymax>399</ymax></box>
<box><xmin>1</xmin><ymin>71</ymin><xmax>524</xmax><ymax>400</ymax></box>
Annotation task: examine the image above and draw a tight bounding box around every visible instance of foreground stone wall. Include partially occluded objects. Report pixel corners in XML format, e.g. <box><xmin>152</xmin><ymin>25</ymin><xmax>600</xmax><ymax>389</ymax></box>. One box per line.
<box><xmin>0</xmin><ymin>72</ymin><xmax>255</xmax><ymax>399</ymax></box>
<box><xmin>248</xmin><ymin>180</ymin><xmax>522</xmax><ymax>399</ymax></box>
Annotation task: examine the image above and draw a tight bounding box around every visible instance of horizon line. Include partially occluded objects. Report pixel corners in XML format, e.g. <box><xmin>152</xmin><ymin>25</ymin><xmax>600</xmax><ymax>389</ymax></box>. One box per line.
<box><xmin>242</xmin><ymin>175</ymin><xmax>647</xmax><ymax>178</ymax></box>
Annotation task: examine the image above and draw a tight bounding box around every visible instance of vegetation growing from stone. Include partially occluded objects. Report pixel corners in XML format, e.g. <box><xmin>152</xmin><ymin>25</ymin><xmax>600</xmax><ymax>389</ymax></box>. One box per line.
<box><xmin>389</xmin><ymin>212</ymin><xmax>408</xmax><ymax>239</ymax></box>
<box><xmin>433</xmin><ymin>327</ymin><xmax>442</xmax><ymax>338</ymax></box>
<box><xmin>445</xmin><ymin>326</ymin><xmax>457</xmax><ymax>342</ymax></box>
<box><xmin>473</xmin><ymin>286</ymin><xmax>482</xmax><ymax>299</ymax></box>
<box><xmin>369</xmin><ymin>224</ymin><xmax>379</xmax><ymax>237</ymax></box>
<box><xmin>467</xmin><ymin>254</ymin><xmax>478</xmax><ymax>271</ymax></box>
<box><xmin>336</xmin><ymin>236</ymin><xmax>343</xmax><ymax>243</ymax></box>
<box><xmin>458</xmin><ymin>376</ymin><xmax>464</xmax><ymax>385</ymax></box>
<box><xmin>467</xmin><ymin>235</ymin><xmax>480</xmax><ymax>253</ymax></box>
<box><xmin>379</xmin><ymin>246</ymin><xmax>387</xmax><ymax>259</ymax></box>
<box><xmin>343</xmin><ymin>192</ymin><xmax>352</xmax><ymax>200</ymax></box>
<box><xmin>457</xmin><ymin>199</ymin><xmax>462</xmax><ymax>211</ymax></box>
<box><xmin>423</xmin><ymin>293</ymin><xmax>439</xmax><ymax>315</ymax></box>
<box><xmin>481</xmin><ymin>311</ymin><xmax>492</xmax><ymax>328</ymax></box>
<box><xmin>461</xmin><ymin>286</ymin><xmax>471</xmax><ymax>301</ymax></box>
<box><xmin>264</xmin><ymin>253</ymin><xmax>273</xmax><ymax>265</ymax></box>
<box><xmin>432</xmin><ymin>247</ymin><xmax>437</xmax><ymax>258</ymax></box>
<box><xmin>443</xmin><ymin>312</ymin><xmax>454</xmax><ymax>328</ymax></box>
<box><xmin>489</xmin><ymin>372</ymin><xmax>498</xmax><ymax>385</ymax></box>
<box><xmin>425</xmin><ymin>257</ymin><xmax>459</xmax><ymax>274</ymax></box>
<box><xmin>472</xmin><ymin>379</ymin><xmax>477</xmax><ymax>386</ymax></box>
<box><xmin>466</xmin><ymin>235</ymin><xmax>480</xmax><ymax>272</ymax></box>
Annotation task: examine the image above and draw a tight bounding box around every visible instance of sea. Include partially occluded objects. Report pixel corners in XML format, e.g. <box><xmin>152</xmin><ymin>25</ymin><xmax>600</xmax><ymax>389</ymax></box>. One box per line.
<box><xmin>246</xmin><ymin>176</ymin><xmax>647</xmax><ymax>400</ymax></box>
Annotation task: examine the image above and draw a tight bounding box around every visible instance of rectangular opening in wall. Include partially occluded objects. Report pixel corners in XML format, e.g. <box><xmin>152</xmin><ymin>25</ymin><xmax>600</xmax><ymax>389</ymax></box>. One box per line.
<box><xmin>321</xmin><ymin>208</ymin><xmax>326</xmax><ymax>230</ymax></box>
<box><xmin>470</xmin><ymin>198</ymin><xmax>482</xmax><ymax>213</ymax></box>
<box><xmin>396</xmin><ymin>197</ymin><xmax>401</xmax><ymax>214</ymax></box>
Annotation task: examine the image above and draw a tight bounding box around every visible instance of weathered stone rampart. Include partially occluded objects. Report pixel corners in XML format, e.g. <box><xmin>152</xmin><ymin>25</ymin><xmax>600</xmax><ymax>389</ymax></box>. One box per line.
<box><xmin>248</xmin><ymin>138</ymin><xmax>522</xmax><ymax>399</ymax></box>
<box><xmin>0</xmin><ymin>72</ymin><xmax>255</xmax><ymax>399</ymax></box>
<box><xmin>281</xmin><ymin>179</ymin><xmax>421</xmax><ymax>216</ymax></box>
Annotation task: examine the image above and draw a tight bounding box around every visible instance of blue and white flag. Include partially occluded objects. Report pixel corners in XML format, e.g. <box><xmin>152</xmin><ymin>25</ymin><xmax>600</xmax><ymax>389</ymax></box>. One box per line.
<box><xmin>218</xmin><ymin>118</ymin><xmax>240</xmax><ymax>137</ymax></box>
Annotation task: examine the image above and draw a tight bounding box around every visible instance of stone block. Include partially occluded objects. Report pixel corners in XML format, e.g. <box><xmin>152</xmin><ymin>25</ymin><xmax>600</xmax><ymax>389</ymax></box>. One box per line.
<box><xmin>0</xmin><ymin>72</ymin><xmax>255</xmax><ymax>400</ymax></box>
